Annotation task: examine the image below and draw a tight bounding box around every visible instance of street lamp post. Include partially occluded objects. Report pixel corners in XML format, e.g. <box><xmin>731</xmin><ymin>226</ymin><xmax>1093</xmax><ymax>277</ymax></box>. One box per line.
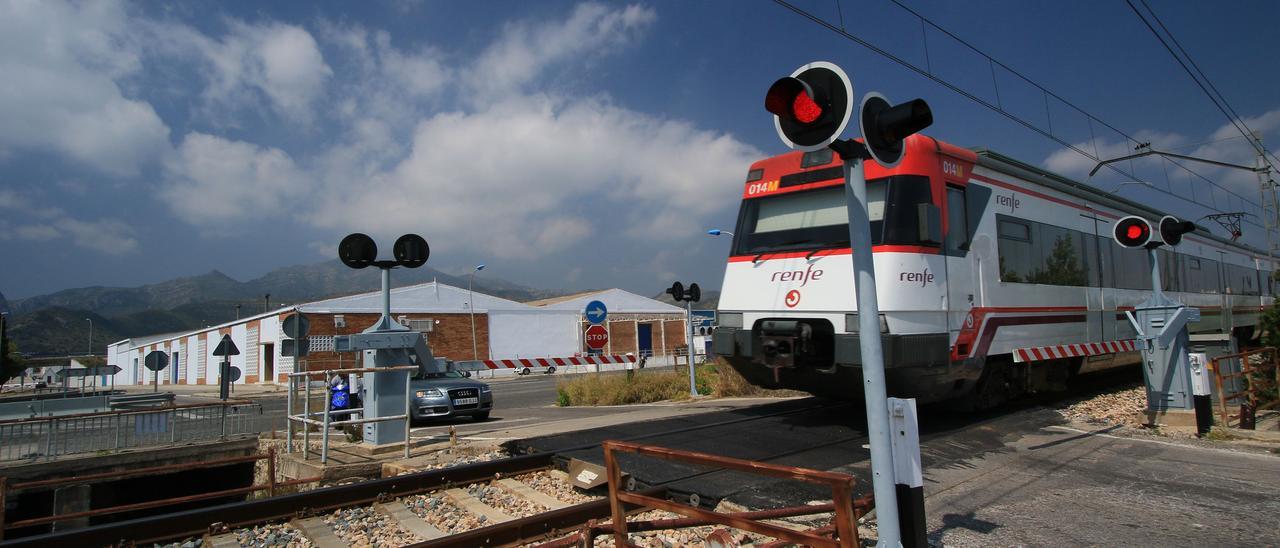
<box><xmin>469</xmin><ymin>264</ymin><xmax>486</xmax><ymax>360</ymax></box>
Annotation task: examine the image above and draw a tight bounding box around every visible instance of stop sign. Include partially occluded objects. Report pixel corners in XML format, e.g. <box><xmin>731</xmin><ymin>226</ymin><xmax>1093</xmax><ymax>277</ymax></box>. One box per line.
<box><xmin>584</xmin><ymin>324</ymin><xmax>609</xmax><ymax>350</ymax></box>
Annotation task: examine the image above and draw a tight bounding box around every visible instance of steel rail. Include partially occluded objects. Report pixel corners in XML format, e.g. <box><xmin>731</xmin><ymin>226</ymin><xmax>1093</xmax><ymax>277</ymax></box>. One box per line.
<box><xmin>409</xmin><ymin>487</ymin><xmax>667</xmax><ymax>548</ymax></box>
<box><xmin>5</xmin><ymin>477</ymin><xmax>319</xmax><ymax>530</ymax></box>
<box><xmin>0</xmin><ymin>452</ymin><xmax>555</xmax><ymax>547</ymax></box>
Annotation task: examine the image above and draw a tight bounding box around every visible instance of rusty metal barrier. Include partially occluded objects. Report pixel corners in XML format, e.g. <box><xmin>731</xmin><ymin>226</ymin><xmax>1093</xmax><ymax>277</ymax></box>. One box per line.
<box><xmin>1208</xmin><ymin>347</ymin><xmax>1280</xmax><ymax>428</ymax></box>
<box><xmin>600</xmin><ymin>440</ymin><xmax>872</xmax><ymax>547</ymax></box>
<box><xmin>0</xmin><ymin>447</ymin><xmax>320</xmax><ymax>540</ymax></box>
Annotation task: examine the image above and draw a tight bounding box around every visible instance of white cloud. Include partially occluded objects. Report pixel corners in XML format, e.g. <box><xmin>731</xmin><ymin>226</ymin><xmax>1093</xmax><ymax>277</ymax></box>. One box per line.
<box><xmin>1043</xmin><ymin>129</ymin><xmax>1187</xmax><ymax>179</ymax></box>
<box><xmin>0</xmin><ymin>190</ymin><xmax>26</xmax><ymax>209</ymax></box>
<box><xmin>1041</xmin><ymin>110</ymin><xmax>1280</xmax><ymax>216</ymax></box>
<box><xmin>152</xmin><ymin>19</ymin><xmax>332</xmax><ymax>122</ymax></box>
<box><xmin>0</xmin><ymin>191</ymin><xmax>138</xmax><ymax>254</ymax></box>
<box><xmin>13</xmin><ymin>224</ymin><xmax>59</xmax><ymax>241</ymax></box>
<box><xmin>0</xmin><ymin>0</ymin><xmax>169</xmax><ymax>176</ymax></box>
<box><xmin>58</xmin><ymin>217</ymin><xmax>139</xmax><ymax>255</ymax></box>
<box><xmin>162</xmin><ymin>133</ymin><xmax>309</xmax><ymax>227</ymax></box>
<box><xmin>466</xmin><ymin>3</ymin><xmax>656</xmax><ymax>103</ymax></box>
<box><xmin>307</xmin><ymin>94</ymin><xmax>759</xmax><ymax>258</ymax></box>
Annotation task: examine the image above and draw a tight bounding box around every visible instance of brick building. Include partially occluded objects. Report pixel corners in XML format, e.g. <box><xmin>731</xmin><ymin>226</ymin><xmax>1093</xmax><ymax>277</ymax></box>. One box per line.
<box><xmin>527</xmin><ymin>288</ymin><xmax>688</xmax><ymax>357</ymax></box>
<box><xmin>109</xmin><ymin>282</ymin><xmax>687</xmax><ymax>385</ymax></box>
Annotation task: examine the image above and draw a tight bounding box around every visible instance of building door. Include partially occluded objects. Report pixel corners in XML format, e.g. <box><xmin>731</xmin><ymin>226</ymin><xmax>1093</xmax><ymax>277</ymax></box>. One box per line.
<box><xmin>263</xmin><ymin>344</ymin><xmax>275</xmax><ymax>383</ymax></box>
<box><xmin>171</xmin><ymin>352</ymin><xmax>180</xmax><ymax>384</ymax></box>
<box><xmin>637</xmin><ymin>323</ymin><xmax>653</xmax><ymax>357</ymax></box>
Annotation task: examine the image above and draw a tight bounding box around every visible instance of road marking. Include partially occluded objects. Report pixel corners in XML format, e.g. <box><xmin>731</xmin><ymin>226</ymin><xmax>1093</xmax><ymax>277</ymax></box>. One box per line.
<box><xmin>410</xmin><ymin>417</ymin><xmax>534</xmax><ymax>433</ymax></box>
<box><xmin>1043</xmin><ymin>425</ymin><xmax>1280</xmax><ymax>459</ymax></box>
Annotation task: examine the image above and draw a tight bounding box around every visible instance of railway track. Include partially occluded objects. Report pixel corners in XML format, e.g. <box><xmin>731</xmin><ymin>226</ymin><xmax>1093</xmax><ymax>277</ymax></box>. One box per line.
<box><xmin>1</xmin><ymin>399</ymin><xmax>853</xmax><ymax>548</ymax></box>
<box><xmin>0</xmin><ymin>371</ymin><xmax>1143</xmax><ymax>547</ymax></box>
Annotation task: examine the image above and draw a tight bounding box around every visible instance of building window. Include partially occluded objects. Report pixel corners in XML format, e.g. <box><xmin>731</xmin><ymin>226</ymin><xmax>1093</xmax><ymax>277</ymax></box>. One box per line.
<box><xmin>408</xmin><ymin>319</ymin><xmax>434</xmax><ymax>333</ymax></box>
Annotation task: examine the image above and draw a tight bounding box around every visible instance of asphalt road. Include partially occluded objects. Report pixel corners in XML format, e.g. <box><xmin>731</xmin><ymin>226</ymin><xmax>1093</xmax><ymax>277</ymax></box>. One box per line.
<box><xmin>180</xmin><ymin>370</ymin><xmax>652</xmax><ymax>438</ymax></box>
<box><xmin>513</xmin><ymin>396</ymin><xmax>1280</xmax><ymax>545</ymax></box>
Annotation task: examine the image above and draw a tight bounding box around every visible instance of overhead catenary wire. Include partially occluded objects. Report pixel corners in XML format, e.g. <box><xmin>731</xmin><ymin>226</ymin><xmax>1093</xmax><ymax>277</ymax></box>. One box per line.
<box><xmin>881</xmin><ymin>0</ymin><xmax>1264</xmax><ymax>218</ymax></box>
<box><xmin>1126</xmin><ymin>0</ymin><xmax>1280</xmax><ymax>171</ymax></box>
<box><xmin>769</xmin><ymin>0</ymin><xmax>1267</xmax><ymax>230</ymax></box>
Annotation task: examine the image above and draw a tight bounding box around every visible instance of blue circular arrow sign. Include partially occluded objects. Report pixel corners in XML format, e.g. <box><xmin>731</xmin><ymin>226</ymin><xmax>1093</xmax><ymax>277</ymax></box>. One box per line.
<box><xmin>584</xmin><ymin>300</ymin><xmax>608</xmax><ymax>325</ymax></box>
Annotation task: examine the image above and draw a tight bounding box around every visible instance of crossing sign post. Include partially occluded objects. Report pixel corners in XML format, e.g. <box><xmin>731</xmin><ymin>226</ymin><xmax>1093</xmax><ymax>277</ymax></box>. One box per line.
<box><xmin>212</xmin><ymin>334</ymin><xmax>240</xmax><ymax>401</ymax></box>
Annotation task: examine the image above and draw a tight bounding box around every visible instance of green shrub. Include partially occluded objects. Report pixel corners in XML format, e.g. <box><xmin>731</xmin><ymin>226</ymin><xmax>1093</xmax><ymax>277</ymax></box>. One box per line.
<box><xmin>1261</xmin><ymin>304</ymin><xmax>1280</xmax><ymax>348</ymax></box>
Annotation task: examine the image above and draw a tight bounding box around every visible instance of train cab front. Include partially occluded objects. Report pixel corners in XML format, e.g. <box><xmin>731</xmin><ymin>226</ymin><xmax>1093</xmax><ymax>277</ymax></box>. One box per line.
<box><xmin>712</xmin><ymin>138</ymin><xmax>974</xmax><ymax>401</ymax></box>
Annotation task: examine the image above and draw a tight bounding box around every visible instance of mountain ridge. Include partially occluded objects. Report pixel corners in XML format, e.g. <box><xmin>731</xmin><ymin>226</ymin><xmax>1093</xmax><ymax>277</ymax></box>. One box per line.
<box><xmin>6</xmin><ymin>260</ymin><xmax>579</xmax><ymax>354</ymax></box>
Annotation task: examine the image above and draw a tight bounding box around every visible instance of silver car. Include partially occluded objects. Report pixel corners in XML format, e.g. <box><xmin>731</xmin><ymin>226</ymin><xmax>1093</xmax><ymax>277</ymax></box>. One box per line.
<box><xmin>410</xmin><ymin>370</ymin><xmax>493</xmax><ymax>423</ymax></box>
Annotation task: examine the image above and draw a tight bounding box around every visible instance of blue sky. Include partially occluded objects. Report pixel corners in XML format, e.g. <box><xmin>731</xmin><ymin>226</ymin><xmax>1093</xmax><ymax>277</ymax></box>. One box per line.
<box><xmin>1</xmin><ymin>0</ymin><xmax>1277</xmax><ymax>299</ymax></box>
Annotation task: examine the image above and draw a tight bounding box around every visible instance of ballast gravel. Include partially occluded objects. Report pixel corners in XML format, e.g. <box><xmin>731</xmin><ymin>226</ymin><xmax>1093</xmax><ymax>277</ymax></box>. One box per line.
<box><xmin>471</xmin><ymin>482</ymin><xmax>547</xmax><ymax>518</ymax></box>
<box><xmin>516</xmin><ymin>470</ymin><xmax>601</xmax><ymax>504</ymax></box>
<box><xmin>322</xmin><ymin>505</ymin><xmax>421</xmax><ymax>548</ymax></box>
<box><xmin>234</xmin><ymin>523</ymin><xmax>312</xmax><ymax>548</ymax></box>
<box><xmin>403</xmin><ymin>492</ymin><xmax>488</xmax><ymax>533</ymax></box>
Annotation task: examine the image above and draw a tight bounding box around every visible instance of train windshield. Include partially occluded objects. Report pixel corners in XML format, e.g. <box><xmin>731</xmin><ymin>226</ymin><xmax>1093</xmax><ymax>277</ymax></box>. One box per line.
<box><xmin>732</xmin><ymin>175</ymin><xmax>933</xmax><ymax>255</ymax></box>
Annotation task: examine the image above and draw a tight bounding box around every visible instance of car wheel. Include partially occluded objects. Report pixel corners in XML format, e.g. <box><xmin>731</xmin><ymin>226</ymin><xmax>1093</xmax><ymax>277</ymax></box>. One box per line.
<box><xmin>545</xmin><ymin>366</ymin><xmax>556</xmax><ymax>374</ymax></box>
<box><xmin>519</xmin><ymin>367</ymin><xmax>531</xmax><ymax>376</ymax></box>
<box><xmin>474</xmin><ymin>411</ymin><xmax>490</xmax><ymax>421</ymax></box>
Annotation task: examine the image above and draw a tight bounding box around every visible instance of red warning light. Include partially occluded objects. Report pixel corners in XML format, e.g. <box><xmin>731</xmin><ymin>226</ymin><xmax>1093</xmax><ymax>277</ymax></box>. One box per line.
<box><xmin>792</xmin><ymin>91</ymin><xmax>822</xmax><ymax>123</ymax></box>
<box><xmin>1113</xmin><ymin>216</ymin><xmax>1152</xmax><ymax>248</ymax></box>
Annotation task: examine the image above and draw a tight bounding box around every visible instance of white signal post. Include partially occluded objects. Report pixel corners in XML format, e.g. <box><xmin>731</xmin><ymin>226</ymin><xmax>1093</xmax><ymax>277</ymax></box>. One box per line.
<box><xmin>840</xmin><ymin>145</ymin><xmax>902</xmax><ymax>546</ymax></box>
<box><xmin>686</xmin><ymin>299</ymin><xmax>697</xmax><ymax>397</ymax></box>
<box><xmin>765</xmin><ymin>61</ymin><xmax>934</xmax><ymax>547</ymax></box>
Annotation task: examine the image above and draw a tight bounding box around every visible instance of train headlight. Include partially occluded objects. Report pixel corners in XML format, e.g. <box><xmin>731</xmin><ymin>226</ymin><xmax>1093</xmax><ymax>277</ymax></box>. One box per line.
<box><xmin>845</xmin><ymin>314</ymin><xmax>889</xmax><ymax>334</ymax></box>
<box><xmin>720</xmin><ymin>312</ymin><xmax>743</xmax><ymax>329</ymax></box>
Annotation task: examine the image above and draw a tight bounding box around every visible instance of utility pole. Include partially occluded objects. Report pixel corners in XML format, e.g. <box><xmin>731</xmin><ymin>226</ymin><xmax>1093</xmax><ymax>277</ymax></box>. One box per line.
<box><xmin>1256</xmin><ymin>132</ymin><xmax>1279</xmax><ymax>277</ymax></box>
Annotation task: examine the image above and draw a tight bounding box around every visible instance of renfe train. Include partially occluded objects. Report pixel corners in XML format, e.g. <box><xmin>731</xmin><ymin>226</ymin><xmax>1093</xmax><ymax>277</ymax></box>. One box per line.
<box><xmin>712</xmin><ymin>134</ymin><xmax>1276</xmax><ymax>407</ymax></box>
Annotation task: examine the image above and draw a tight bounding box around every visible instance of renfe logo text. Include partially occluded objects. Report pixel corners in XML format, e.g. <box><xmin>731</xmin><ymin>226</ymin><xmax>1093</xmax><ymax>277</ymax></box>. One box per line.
<box><xmin>996</xmin><ymin>193</ymin><xmax>1020</xmax><ymax>211</ymax></box>
<box><xmin>899</xmin><ymin>269</ymin><xmax>935</xmax><ymax>287</ymax></box>
<box><xmin>771</xmin><ymin>264</ymin><xmax>824</xmax><ymax>287</ymax></box>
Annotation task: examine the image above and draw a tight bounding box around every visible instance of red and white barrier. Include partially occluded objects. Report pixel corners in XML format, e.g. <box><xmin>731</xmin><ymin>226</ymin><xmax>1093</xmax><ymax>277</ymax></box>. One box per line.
<box><xmin>480</xmin><ymin>355</ymin><xmax>636</xmax><ymax>370</ymax></box>
<box><xmin>1013</xmin><ymin>339</ymin><xmax>1138</xmax><ymax>363</ymax></box>
<box><xmin>453</xmin><ymin>355</ymin><xmax>639</xmax><ymax>375</ymax></box>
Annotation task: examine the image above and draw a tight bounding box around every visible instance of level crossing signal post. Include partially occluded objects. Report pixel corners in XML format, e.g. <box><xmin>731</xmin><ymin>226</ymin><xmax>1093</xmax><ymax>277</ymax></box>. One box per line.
<box><xmin>331</xmin><ymin>233</ymin><xmax>438</xmax><ymax>447</ymax></box>
<box><xmin>667</xmin><ymin>281</ymin><xmax>702</xmax><ymax>397</ymax></box>
<box><xmin>766</xmin><ymin>61</ymin><xmax>934</xmax><ymax>547</ymax></box>
<box><xmin>1113</xmin><ymin>215</ymin><xmax>1206</xmax><ymax>429</ymax></box>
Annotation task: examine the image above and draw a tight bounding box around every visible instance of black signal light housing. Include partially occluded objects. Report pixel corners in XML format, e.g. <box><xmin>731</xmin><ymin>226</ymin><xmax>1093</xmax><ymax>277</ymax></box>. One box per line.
<box><xmin>1113</xmin><ymin>216</ymin><xmax>1153</xmax><ymax>248</ymax></box>
<box><xmin>764</xmin><ymin>62</ymin><xmax>854</xmax><ymax>152</ymax></box>
<box><xmin>1158</xmin><ymin>215</ymin><xmax>1196</xmax><ymax>247</ymax></box>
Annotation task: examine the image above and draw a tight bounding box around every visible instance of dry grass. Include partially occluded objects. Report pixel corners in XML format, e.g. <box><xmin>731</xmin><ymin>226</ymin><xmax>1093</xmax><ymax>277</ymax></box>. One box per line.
<box><xmin>556</xmin><ymin>361</ymin><xmax>803</xmax><ymax>406</ymax></box>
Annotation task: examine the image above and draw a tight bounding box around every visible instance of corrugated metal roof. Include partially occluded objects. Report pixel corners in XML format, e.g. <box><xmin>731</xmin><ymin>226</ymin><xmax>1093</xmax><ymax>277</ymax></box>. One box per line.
<box><xmin>531</xmin><ymin>288</ymin><xmax>684</xmax><ymax>314</ymax></box>
<box><xmin>299</xmin><ymin>281</ymin><xmax>533</xmax><ymax>314</ymax></box>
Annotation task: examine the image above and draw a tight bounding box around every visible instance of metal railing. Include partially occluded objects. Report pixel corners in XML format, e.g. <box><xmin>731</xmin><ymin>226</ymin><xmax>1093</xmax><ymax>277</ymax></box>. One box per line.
<box><xmin>600</xmin><ymin>440</ymin><xmax>872</xmax><ymax>548</ymax></box>
<box><xmin>0</xmin><ymin>448</ymin><xmax>320</xmax><ymax>540</ymax></box>
<box><xmin>0</xmin><ymin>401</ymin><xmax>264</xmax><ymax>462</ymax></box>
<box><xmin>286</xmin><ymin>366</ymin><xmax>417</xmax><ymax>463</ymax></box>
<box><xmin>1209</xmin><ymin>347</ymin><xmax>1280</xmax><ymax>428</ymax></box>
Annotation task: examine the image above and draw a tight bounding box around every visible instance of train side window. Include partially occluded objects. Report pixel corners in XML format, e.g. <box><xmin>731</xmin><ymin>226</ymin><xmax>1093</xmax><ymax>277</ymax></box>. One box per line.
<box><xmin>1093</xmin><ymin>234</ymin><xmax>1114</xmax><ymax>288</ymax></box>
<box><xmin>1111</xmin><ymin>241</ymin><xmax>1152</xmax><ymax>290</ymax></box>
<box><xmin>996</xmin><ymin>216</ymin><xmax>1033</xmax><ymax>282</ymax></box>
<box><xmin>997</xmin><ymin>218</ymin><xmax>1030</xmax><ymax>241</ymax></box>
<box><xmin>1202</xmin><ymin>258</ymin><xmax>1222</xmax><ymax>293</ymax></box>
<box><xmin>945</xmin><ymin>187</ymin><xmax>969</xmax><ymax>252</ymax></box>
<box><xmin>801</xmin><ymin>148</ymin><xmax>833</xmax><ymax>168</ymax></box>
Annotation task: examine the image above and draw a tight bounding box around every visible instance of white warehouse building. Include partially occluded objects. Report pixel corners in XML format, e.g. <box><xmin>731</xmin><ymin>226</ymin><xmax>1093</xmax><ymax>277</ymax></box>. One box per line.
<box><xmin>106</xmin><ymin>282</ymin><xmax>688</xmax><ymax>386</ymax></box>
